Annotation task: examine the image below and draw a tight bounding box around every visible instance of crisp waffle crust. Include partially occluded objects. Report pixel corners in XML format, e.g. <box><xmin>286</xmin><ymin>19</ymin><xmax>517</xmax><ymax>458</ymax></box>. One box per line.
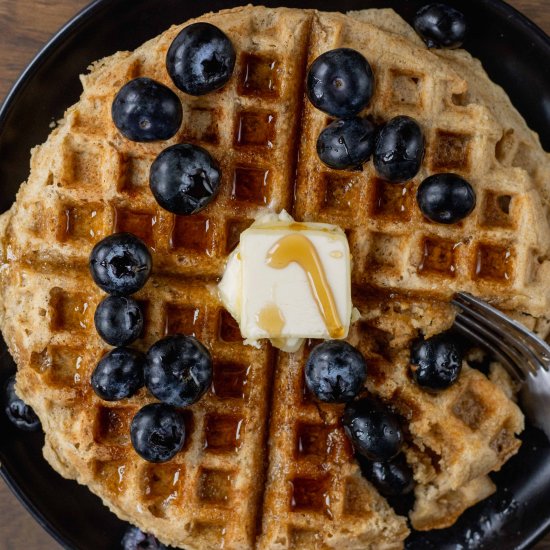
<box><xmin>0</xmin><ymin>5</ymin><xmax>547</xmax><ymax>549</ymax></box>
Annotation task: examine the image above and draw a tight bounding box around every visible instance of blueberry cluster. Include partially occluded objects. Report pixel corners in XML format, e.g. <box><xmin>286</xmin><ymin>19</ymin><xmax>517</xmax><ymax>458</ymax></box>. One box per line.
<box><xmin>89</xmin><ymin>234</ymin><xmax>213</xmax><ymax>463</ymax></box>
<box><xmin>89</xmin><ymin>234</ymin><xmax>151</xmax><ymax>388</ymax></box>
<box><xmin>303</xmin><ymin>330</ymin><xmax>461</xmax><ymax>496</ymax></box>
<box><xmin>304</xmin><ymin>340</ymin><xmax>413</xmax><ymax>496</ymax></box>
<box><xmin>344</xmin><ymin>396</ymin><xmax>413</xmax><ymax>496</ymax></box>
<box><xmin>308</xmin><ymin>4</ymin><xmax>475</xmax><ymax>225</ymax></box>
<box><xmin>102</xmin><ymin>24</ymin><xmax>239</xmax><ymax>463</ymax></box>
<box><xmin>112</xmin><ymin>22</ymin><xmax>236</xmax><ymax>216</ymax></box>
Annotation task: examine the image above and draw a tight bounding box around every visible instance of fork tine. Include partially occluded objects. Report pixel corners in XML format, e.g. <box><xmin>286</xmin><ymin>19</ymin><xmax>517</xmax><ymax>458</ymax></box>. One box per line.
<box><xmin>453</xmin><ymin>292</ymin><xmax>550</xmax><ymax>363</ymax></box>
<box><xmin>453</xmin><ymin>316</ymin><xmax>527</xmax><ymax>382</ymax></box>
<box><xmin>455</xmin><ymin>310</ymin><xmax>534</xmax><ymax>376</ymax></box>
<box><xmin>453</xmin><ymin>307</ymin><xmax>540</xmax><ymax>375</ymax></box>
<box><xmin>452</xmin><ymin>292</ymin><xmax>550</xmax><ymax>371</ymax></box>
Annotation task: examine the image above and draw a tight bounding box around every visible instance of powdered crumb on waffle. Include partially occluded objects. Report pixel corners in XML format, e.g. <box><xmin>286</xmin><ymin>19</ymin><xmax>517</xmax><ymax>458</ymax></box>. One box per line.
<box><xmin>0</xmin><ymin>5</ymin><xmax>547</xmax><ymax>549</ymax></box>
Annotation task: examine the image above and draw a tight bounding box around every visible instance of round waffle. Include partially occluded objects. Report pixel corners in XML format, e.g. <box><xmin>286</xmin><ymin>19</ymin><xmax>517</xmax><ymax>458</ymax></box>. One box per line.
<box><xmin>0</xmin><ymin>6</ymin><xmax>548</xmax><ymax>549</ymax></box>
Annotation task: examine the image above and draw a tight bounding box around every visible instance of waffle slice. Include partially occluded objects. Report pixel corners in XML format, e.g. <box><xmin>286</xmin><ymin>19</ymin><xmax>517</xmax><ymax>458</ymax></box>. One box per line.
<box><xmin>0</xmin><ymin>7</ymin><xmax>317</xmax><ymax>549</ymax></box>
<box><xmin>6</xmin><ymin>262</ymin><xmax>277</xmax><ymax>549</ymax></box>
<box><xmin>0</xmin><ymin>5</ymin><xmax>547</xmax><ymax>549</ymax></box>
<box><xmin>295</xmin><ymin>10</ymin><xmax>550</xmax><ymax>318</ymax></box>
<box><xmin>259</xmin><ymin>289</ymin><xmax>523</xmax><ymax>542</ymax></box>
<box><xmin>347</xmin><ymin>292</ymin><xmax>523</xmax><ymax>531</ymax></box>
<box><xmin>258</xmin><ymin>344</ymin><xmax>409</xmax><ymax>550</ymax></box>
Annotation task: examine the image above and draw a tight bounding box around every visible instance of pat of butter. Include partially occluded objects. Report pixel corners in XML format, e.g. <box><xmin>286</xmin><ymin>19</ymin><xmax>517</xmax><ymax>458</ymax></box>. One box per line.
<box><xmin>218</xmin><ymin>211</ymin><xmax>353</xmax><ymax>352</ymax></box>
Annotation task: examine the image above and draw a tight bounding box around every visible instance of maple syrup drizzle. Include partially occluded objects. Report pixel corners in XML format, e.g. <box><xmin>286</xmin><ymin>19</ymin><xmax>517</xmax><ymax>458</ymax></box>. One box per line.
<box><xmin>266</xmin><ymin>234</ymin><xmax>344</xmax><ymax>338</ymax></box>
<box><xmin>288</xmin><ymin>222</ymin><xmax>310</xmax><ymax>231</ymax></box>
<box><xmin>257</xmin><ymin>222</ymin><xmax>335</xmax><ymax>233</ymax></box>
<box><xmin>257</xmin><ymin>303</ymin><xmax>285</xmax><ymax>336</ymax></box>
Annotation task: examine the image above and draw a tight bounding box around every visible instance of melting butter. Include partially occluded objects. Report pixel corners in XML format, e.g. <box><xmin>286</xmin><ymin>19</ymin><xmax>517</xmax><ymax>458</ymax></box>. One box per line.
<box><xmin>266</xmin><ymin>233</ymin><xmax>344</xmax><ymax>339</ymax></box>
<box><xmin>217</xmin><ymin>209</ymin><xmax>354</xmax><ymax>353</ymax></box>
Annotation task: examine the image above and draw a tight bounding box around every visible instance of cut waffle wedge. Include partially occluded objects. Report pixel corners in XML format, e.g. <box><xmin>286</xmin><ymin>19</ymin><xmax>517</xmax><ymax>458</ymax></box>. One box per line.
<box><xmin>0</xmin><ymin>5</ymin><xmax>548</xmax><ymax>550</ymax></box>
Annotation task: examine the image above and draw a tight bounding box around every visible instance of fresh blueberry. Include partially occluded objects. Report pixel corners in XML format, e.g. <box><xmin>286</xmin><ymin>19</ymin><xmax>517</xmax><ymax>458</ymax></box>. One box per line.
<box><xmin>167</xmin><ymin>22</ymin><xmax>236</xmax><ymax>96</ymax></box>
<box><xmin>417</xmin><ymin>173</ymin><xmax>476</xmax><ymax>224</ymax></box>
<box><xmin>3</xmin><ymin>376</ymin><xmax>40</xmax><ymax>431</ymax></box>
<box><xmin>342</xmin><ymin>398</ymin><xmax>403</xmax><ymax>461</ymax></box>
<box><xmin>149</xmin><ymin>144</ymin><xmax>221</xmax><ymax>216</ymax></box>
<box><xmin>410</xmin><ymin>332</ymin><xmax>463</xmax><ymax>390</ymax></box>
<box><xmin>414</xmin><ymin>3</ymin><xmax>467</xmax><ymax>49</ymax></box>
<box><xmin>145</xmin><ymin>335</ymin><xmax>212</xmax><ymax>407</ymax></box>
<box><xmin>91</xmin><ymin>347</ymin><xmax>145</xmax><ymax>401</ymax></box>
<box><xmin>130</xmin><ymin>403</ymin><xmax>185</xmax><ymax>463</ymax></box>
<box><xmin>94</xmin><ymin>296</ymin><xmax>143</xmax><ymax>346</ymax></box>
<box><xmin>316</xmin><ymin>117</ymin><xmax>376</xmax><ymax>170</ymax></box>
<box><xmin>89</xmin><ymin>233</ymin><xmax>152</xmax><ymax>296</ymax></box>
<box><xmin>121</xmin><ymin>526</ymin><xmax>168</xmax><ymax>550</ymax></box>
<box><xmin>358</xmin><ymin>453</ymin><xmax>415</xmax><ymax>497</ymax></box>
<box><xmin>305</xmin><ymin>340</ymin><xmax>367</xmax><ymax>403</ymax></box>
<box><xmin>111</xmin><ymin>77</ymin><xmax>182</xmax><ymax>142</ymax></box>
<box><xmin>306</xmin><ymin>48</ymin><xmax>374</xmax><ymax>118</ymax></box>
<box><xmin>374</xmin><ymin>116</ymin><xmax>425</xmax><ymax>183</ymax></box>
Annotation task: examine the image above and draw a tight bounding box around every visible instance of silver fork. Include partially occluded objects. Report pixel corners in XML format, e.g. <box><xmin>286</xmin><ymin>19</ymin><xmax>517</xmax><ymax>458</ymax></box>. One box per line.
<box><xmin>451</xmin><ymin>292</ymin><xmax>550</xmax><ymax>383</ymax></box>
<box><xmin>452</xmin><ymin>292</ymin><xmax>550</xmax><ymax>440</ymax></box>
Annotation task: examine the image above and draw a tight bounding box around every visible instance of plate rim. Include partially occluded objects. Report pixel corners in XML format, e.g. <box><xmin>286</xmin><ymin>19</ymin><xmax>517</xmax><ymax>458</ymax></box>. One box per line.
<box><xmin>0</xmin><ymin>1</ymin><xmax>549</xmax><ymax>549</ymax></box>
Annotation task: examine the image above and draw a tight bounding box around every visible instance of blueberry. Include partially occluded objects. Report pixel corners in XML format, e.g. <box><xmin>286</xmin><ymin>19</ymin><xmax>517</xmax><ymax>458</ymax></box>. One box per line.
<box><xmin>149</xmin><ymin>144</ymin><xmax>221</xmax><ymax>216</ymax></box>
<box><xmin>358</xmin><ymin>453</ymin><xmax>415</xmax><ymax>497</ymax></box>
<box><xmin>130</xmin><ymin>403</ymin><xmax>185</xmax><ymax>463</ymax></box>
<box><xmin>3</xmin><ymin>376</ymin><xmax>40</xmax><ymax>431</ymax></box>
<box><xmin>111</xmin><ymin>78</ymin><xmax>182</xmax><ymax>142</ymax></box>
<box><xmin>414</xmin><ymin>3</ymin><xmax>467</xmax><ymax>49</ymax></box>
<box><xmin>305</xmin><ymin>340</ymin><xmax>367</xmax><ymax>403</ymax></box>
<box><xmin>316</xmin><ymin>117</ymin><xmax>376</xmax><ymax>170</ymax></box>
<box><xmin>121</xmin><ymin>526</ymin><xmax>168</xmax><ymax>550</ymax></box>
<box><xmin>374</xmin><ymin>116</ymin><xmax>425</xmax><ymax>183</ymax></box>
<box><xmin>417</xmin><ymin>173</ymin><xmax>476</xmax><ymax>224</ymax></box>
<box><xmin>91</xmin><ymin>347</ymin><xmax>145</xmax><ymax>401</ymax></box>
<box><xmin>342</xmin><ymin>398</ymin><xmax>403</xmax><ymax>461</ymax></box>
<box><xmin>89</xmin><ymin>233</ymin><xmax>152</xmax><ymax>296</ymax></box>
<box><xmin>145</xmin><ymin>335</ymin><xmax>212</xmax><ymax>407</ymax></box>
<box><xmin>94</xmin><ymin>296</ymin><xmax>143</xmax><ymax>346</ymax></box>
<box><xmin>306</xmin><ymin>48</ymin><xmax>374</xmax><ymax>118</ymax></box>
<box><xmin>410</xmin><ymin>332</ymin><xmax>463</xmax><ymax>390</ymax></box>
<box><xmin>167</xmin><ymin>22</ymin><xmax>236</xmax><ymax>96</ymax></box>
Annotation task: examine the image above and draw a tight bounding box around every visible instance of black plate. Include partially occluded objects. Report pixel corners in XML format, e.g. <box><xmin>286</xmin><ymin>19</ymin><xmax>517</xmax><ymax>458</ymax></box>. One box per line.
<box><xmin>1</xmin><ymin>1</ymin><xmax>549</xmax><ymax>548</ymax></box>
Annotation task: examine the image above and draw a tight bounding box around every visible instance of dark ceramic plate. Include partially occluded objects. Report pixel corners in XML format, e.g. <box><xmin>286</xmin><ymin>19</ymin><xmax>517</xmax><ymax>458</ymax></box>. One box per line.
<box><xmin>1</xmin><ymin>0</ymin><xmax>549</xmax><ymax>548</ymax></box>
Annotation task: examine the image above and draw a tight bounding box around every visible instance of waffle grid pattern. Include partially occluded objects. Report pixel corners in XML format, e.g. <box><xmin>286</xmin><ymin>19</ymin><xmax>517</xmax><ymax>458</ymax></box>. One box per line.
<box><xmin>18</xmin><ymin>267</ymin><xmax>274</xmax><ymax>548</ymax></box>
<box><xmin>345</xmin><ymin>298</ymin><xmax>523</xmax><ymax>529</ymax></box>
<box><xmin>259</xmin><ymin>342</ymin><xmax>408</xmax><ymax>548</ymax></box>
<box><xmin>295</xmin><ymin>13</ymin><xmax>549</xmax><ymax>315</ymax></box>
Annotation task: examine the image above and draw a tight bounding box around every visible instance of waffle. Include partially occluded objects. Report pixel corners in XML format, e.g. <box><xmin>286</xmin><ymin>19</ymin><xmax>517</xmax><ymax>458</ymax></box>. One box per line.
<box><xmin>296</xmin><ymin>10</ymin><xmax>550</xmax><ymax>318</ymax></box>
<box><xmin>0</xmin><ymin>5</ymin><xmax>547</xmax><ymax>549</ymax></box>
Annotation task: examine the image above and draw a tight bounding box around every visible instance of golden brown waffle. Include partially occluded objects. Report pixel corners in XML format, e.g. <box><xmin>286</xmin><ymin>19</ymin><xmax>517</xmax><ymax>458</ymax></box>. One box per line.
<box><xmin>0</xmin><ymin>5</ymin><xmax>546</xmax><ymax>549</ymax></box>
<box><xmin>258</xmin><ymin>342</ymin><xmax>409</xmax><ymax>550</ymax></box>
<box><xmin>296</xmin><ymin>10</ymin><xmax>550</xmax><ymax>318</ymax></box>
<box><xmin>348</xmin><ymin>293</ymin><xmax>523</xmax><ymax>530</ymax></box>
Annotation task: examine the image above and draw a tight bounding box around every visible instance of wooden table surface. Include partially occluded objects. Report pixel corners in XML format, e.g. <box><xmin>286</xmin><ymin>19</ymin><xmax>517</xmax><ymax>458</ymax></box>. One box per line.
<box><xmin>0</xmin><ymin>0</ymin><xmax>549</xmax><ymax>549</ymax></box>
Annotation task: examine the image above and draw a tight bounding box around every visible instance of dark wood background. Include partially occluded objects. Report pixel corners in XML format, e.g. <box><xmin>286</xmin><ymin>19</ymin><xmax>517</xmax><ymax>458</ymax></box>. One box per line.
<box><xmin>0</xmin><ymin>0</ymin><xmax>548</xmax><ymax>548</ymax></box>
